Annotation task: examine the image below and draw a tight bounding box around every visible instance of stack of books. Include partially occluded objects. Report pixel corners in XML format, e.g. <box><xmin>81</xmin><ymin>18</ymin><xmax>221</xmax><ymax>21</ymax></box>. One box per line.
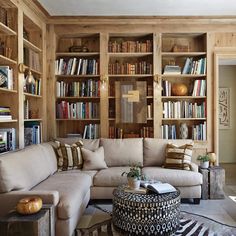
<box><xmin>182</xmin><ymin>57</ymin><xmax>206</xmax><ymax>75</ymax></box>
<box><xmin>0</xmin><ymin>128</ymin><xmax>16</xmax><ymax>153</ymax></box>
<box><xmin>24</xmin><ymin>121</ymin><xmax>41</xmax><ymax>146</ymax></box>
<box><xmin>163</xmin><ymin>65</ymin><xmax>181</xmax><ymax>75</ymax></box>
<box><xmin>0</xmin><ymin>66</ymin><xmax>13</xmax><ymax>90</ymax></box>
<box><xmin>83</xmin><ymin>124</ymin><xmax>100</xmax><ymax>139</ymax></box>
<box><xmin>0</xmin><ymin>106</ymin><xmax>12</xmax><ymax>120</ymax></box>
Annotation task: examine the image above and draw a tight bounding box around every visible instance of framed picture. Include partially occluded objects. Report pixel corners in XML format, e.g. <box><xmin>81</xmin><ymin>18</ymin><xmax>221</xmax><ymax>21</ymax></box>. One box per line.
<box><xmin>219</xmin><ymin>87</ymin><xmax>230</xmax><ymax>129</ymax></box>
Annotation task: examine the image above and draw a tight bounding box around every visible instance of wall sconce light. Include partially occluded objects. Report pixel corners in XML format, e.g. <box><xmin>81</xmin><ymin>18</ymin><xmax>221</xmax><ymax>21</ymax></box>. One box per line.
<box><xmin>100</xmin><ymin>75</ymin><xmax>108</xmax><ymax>89</ymax></box>
<box><xmin>154</xmin><ymin>74</ymin><xmax>162</xmax><ymax>89</ymax></box>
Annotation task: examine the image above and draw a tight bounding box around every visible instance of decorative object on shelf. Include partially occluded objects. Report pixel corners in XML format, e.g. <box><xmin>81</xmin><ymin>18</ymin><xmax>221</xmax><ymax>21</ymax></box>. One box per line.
<box><xmin>16</xmin><ymin>196</ymin><xmax>43</xmax><ymax>215</ymax></box>
<box><xmin>100</xmin><ymin>75</ymin><xmax>108</xmax><ymax>89</ymax></box>
<box><xmin>172</xmin><ymin>44</ymin><xmax>190</xmax><ymax>52</ymax></box>
<box><xmin>172</xmin><ymin>83</ymin><xmax>188</xmax><ymax>96</ymax></box>
<box><xmin>207</xmin><ymin>152</ymin><xmax>217</xmax><ymax>167</ymax></box>
<box><xmin>197</xmin><ymin>154</ymin><xmax>210</xmax><ymax>169</ymax></box>
<box><xmin>122</xmin><ymin>165</ymin><xmax>142</xmax><ymax>190</ymax></box>
<box><xmin>25</xmin><ymin>70</ymin><xmax>36</xmax><ymax>92</ymax></box>
<box><xmin>219</xmin><ymin>87</ymin><xmax>230</xmax><ymax>129</ymax></box>
<box><xmin>180</xmin><ymin>123</ymin><xmax>188</xmax><ymax>139</ymax></box>
<box><xmin>69</xmin><ymin>45</ymin><xmax>83</xmax><ymax>52</ymax></box>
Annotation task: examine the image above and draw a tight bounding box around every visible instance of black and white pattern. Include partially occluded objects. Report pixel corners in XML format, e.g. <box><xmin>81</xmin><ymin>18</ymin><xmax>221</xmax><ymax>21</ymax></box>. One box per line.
<box><xmin>112</xmin><ymin>186</ymin><xmax>181</xmax><ymax>235</ymax></box>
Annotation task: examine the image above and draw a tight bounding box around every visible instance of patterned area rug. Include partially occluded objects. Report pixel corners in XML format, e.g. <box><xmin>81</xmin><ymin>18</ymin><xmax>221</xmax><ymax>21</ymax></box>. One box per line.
<box><xmin>77</xmin><ymin>205</ymin><xmax>236</xmax><ymax>236</ymax></box>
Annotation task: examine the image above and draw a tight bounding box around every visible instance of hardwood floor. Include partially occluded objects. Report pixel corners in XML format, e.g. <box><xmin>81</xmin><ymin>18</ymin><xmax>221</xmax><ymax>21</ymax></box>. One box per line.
<box><xmin>181</xmin><ymin>163</ymin><xmax>236</xmax><ymax>226</ymax></box>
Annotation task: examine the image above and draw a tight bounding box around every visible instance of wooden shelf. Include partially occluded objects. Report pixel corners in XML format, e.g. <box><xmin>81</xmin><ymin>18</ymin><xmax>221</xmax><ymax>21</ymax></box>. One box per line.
<box><xmin>24</xmin><ymin>92</ymin><xmax>42</xmax><ymax>98</ymax></box>
<box><xmin>162</xmin><ymin>118</ymin><xmax>206</xmax><ymax>121</ymax></box>
<box><xmin>162</xmin><ymin>96</ymin><xmax>206</xmax><ymax>99</ymax></box>
<box><xmin>0</xmin><ymin>119</ymin><xmax>18</xmax><ymax>123</ymax></box>
<box><xmin>161</xmin><ymin>74</ymin><xmax>206</xmax><ymax>78</ymax></box>
<box><xmin>108</xmin><ymin>52</ymin><xmax>152</xmax><ymax>58</ymax></box>
<box><xmin>56</xmin><ymin>118</ymin><xmax>100</xmax><ymax>121</ymax></box>
<box><xmin>109</xmin><ymin>74</ymin><xmax>153</xmax><ymax>78</ymax></box>
<box><xmin>23</xmin><ymin>38</ymin><xmax>42</xmax><ymax>53</ymax></box>
<box><xmin>56</xmin><ymin>75</ymin><xmax>100</xmax><ymax>78</ymax></box>
<box><xmin>23</xmin><ymin>65</ymin><xmax>42</xmax><ymax>75</ymax></box>
<box><xmin>0</xmin><ymin>22</ymin><xmax>17</xmax><ymax>35</ymax></box>
<box><xmin>0</xmin><ymin>55</ymin><xmax>17</xmax><ymax>65</ymax></box>
<box><xmin>56</xmin><ymin>96</ymin><xmax>100</xmax><ymax>99</ymax></box>
<box><xmin>56</xmin><ymin>52</ymin><xmax>100</xmax><ymax>57</ymax></box>
<box><xmin>0</xmin><ymin>88</ymin><xmax>17</xmax><ymax>93</ymax></box>
<box><xmin>24</xmin><ymin>119</ymin><xmax>42</xmax><ymax>122</ymax></box>
<box><xmin>161</xmin><ymin>52</ymin><xmax>206</xmax><ymax>57</ymax></box>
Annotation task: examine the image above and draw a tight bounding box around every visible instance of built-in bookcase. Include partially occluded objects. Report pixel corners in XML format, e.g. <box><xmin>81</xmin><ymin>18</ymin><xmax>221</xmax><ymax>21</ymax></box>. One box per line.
<box><xmin>161</xmin><ymin>33</ymin><xmax>207</xmax><ymax>141</ymax></box>
<box><xmin>0</xmin><ymin>1</ymin><xmax>18</xmax><ymax>153</ymax></box>
<box><xmin>22</xmin><ymin>14</ymin><xmax>43</xmax><ymax>146</ymax></box>
<box><xmin>55</xmin><ymin>34</ymin><xmax>101</xmax><ymax>138</ymax></box>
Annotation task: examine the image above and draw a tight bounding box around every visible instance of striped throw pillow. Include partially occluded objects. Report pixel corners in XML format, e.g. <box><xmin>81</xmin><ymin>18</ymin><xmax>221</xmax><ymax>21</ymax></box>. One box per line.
<box><xmin>55</xmin><ymin>140</ymin><xmax>83</xmax><ymax>171</ymax></box>
<box><xmin>164</xmin><ymin>143</ymin><xmax>193</xmax><ymax>171</ymax></box>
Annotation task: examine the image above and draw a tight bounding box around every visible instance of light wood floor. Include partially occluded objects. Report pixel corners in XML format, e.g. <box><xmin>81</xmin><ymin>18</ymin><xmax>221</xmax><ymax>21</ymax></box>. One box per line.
<box><xmin>181</xmin><ymin>163</ymin><xmax>236</xmax><ymax>226</ymax></box>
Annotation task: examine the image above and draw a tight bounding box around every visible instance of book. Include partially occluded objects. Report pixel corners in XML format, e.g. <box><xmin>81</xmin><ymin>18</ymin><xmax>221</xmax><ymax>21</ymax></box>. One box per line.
<box><xmin>163</xmin><ymin>65</ymin><xmax>181</xmax><ymax>75</ymax></box>
<box><xmin>141</xmin><ymin>182</ymin><xmax>176</xmax><ymax>194</ymax></box>
<box><xmin>0</xmin><ymin>66</ymin><xmax>13</xmax><ymax>90</ymax></box>
<box><xmin>124</xmin><ymin>186</ymin><xmax>147</xmax><ymax>195</ymax></box>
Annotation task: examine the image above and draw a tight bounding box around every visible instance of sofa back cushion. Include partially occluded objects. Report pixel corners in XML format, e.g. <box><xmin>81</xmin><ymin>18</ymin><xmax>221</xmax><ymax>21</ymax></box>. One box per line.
<box><xmin>100</xmin><ymin>138</ymin><xmax>143</xmax><ymax>167</ymax></box>
<box><xmin>143</xmin><ymin>138</ymin><xmax>193</xmax><ymax>167</ymax></box>
<box><xmin>0</xmin><ymin>143</ymin><xmax>57</xmax><ymax>193</ymax></box>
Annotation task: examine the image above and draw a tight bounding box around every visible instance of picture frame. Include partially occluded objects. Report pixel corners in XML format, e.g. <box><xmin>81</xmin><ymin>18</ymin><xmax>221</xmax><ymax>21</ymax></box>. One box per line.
<box><xmin>219</xmin><ymin>87</ymin><xmax>231</xmax><ymax>129</ymax></box>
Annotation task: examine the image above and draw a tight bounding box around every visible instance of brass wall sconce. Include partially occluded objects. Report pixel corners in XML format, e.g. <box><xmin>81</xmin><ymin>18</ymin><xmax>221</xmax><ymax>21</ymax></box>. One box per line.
<box><xmin>100</xmin><ymin>75</ymin><xmax>108</xmax><ymax>89</ymax></box>
<box><xmin>153</xmin><ymin>74</ymin><xmax>162</xmax><ymax>88</ymax></box>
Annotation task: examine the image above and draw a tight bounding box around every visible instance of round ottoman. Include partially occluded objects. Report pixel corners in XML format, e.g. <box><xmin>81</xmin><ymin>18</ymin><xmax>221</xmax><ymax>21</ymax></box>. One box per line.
<box><xmin>112</xmin><ymin>185</ymin><xmax>180</xmax><ymax>236</ymax></box>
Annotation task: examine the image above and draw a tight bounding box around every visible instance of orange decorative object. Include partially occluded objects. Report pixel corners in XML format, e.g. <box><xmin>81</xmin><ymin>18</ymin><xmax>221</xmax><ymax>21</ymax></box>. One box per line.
<box><xmin>171</xmin><ymin>83</ymin><xmax>188</xmax><ymax>96</ymax></box>
<box><xmin>16</xmin><ymin>196</ymin><xmax>42</xmax><ymax>215</ymax></box>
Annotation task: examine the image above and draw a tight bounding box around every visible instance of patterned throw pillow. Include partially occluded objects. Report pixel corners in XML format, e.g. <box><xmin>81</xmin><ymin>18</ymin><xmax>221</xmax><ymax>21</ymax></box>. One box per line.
<box><xmin>164</xmin><ymin>143</ymin><xmax>193</xmax><ymax>171</ymax></box>
<box><xmin>55</xmin><ymin>140</ymin><xmax>83</xmax><ymax>171</ymax></box>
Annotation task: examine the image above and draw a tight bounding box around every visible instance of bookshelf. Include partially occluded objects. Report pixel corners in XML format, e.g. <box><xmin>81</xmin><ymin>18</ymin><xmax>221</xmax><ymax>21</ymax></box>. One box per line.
<box><xmin>0</xmin><ymin>1</ymin><xmax>18</xmax><ymax>154</ymax></box>
<box><xmin>161</xmin><ymin>33</ymin><xmax>207</xmax><ymax>141</ymax></box>
<box><xmin>108</xmin><ymin>33</ymin><xmax>154</xmax><ymax>138</ymax></box>
<box><xmin>55</xmin><ymin>34</ymin><xmax>101</xmax><ymax>138</ymax></box>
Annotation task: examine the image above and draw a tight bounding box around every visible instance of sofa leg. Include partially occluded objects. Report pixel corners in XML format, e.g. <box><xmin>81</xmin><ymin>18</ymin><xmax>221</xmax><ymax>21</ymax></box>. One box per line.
<box><xmin>193</xmin><ymin>198</ymin><xmax>200</xmax><ymax>204</ymax></box>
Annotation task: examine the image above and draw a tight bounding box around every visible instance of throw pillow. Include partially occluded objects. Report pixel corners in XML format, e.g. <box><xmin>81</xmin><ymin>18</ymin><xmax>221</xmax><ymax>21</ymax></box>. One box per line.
<box><xmin>164</xmin><ymin>143</ymin><xmax>193</xmax><ymax>171</ymax></box>
<box><xmin>81</xmin><ymin>146</ymin><xmax>108</xmax><ymax>171</ymax></box>
<box><xmin>55</xmin><ymin>140</ymin><xmax>83</xmax><ymax>171</ymax></box>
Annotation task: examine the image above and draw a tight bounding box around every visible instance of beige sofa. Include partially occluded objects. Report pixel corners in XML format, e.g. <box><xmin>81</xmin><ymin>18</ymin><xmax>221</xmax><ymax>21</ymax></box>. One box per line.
<box><xmin>0</xmin><ymin>138</ymin><xmax>202</xmax><ymax>236</ymax></box>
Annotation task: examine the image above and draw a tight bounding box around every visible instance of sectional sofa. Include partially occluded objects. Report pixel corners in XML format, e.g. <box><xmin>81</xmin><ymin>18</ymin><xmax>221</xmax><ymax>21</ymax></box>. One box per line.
<box><xmin>0</xmin><ymin>138</ymin><xmax>203</xmax><ymax>236</ymax></box>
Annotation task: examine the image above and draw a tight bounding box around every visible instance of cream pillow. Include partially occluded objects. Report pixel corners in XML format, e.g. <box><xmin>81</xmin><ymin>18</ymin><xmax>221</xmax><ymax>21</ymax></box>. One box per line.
<box><xmin>81</xmin><ymin>146</ymin><xmax>108</xmax><ymax>170</ymax></box>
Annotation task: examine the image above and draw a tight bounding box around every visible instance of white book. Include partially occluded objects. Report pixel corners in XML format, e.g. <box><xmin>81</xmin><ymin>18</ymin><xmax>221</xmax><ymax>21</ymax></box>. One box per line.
<box><xmin>141</xmin><ymin>182</ymin><xmax>176</xmax><ymax>194</ymax></box>
<box><xmin>71</xmin><ymin>58</ymin><xmax>77</xmax><ymax>75</ymax></box>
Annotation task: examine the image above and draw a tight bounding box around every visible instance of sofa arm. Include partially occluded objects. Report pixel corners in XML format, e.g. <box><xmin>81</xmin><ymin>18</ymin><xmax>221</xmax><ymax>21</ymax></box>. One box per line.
<box><xmin>190</xmin><ymin>162</ymin><xmax>199</xmax><ymax>172</ymax></box>
<box><xmin>0</xmin><ymin>190</ymin><xmax>59</xmax><ymax>217</ymax></box>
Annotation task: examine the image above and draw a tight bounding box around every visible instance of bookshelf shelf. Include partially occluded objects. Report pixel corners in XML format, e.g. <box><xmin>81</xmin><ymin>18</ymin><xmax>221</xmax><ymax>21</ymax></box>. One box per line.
<box><xmin>0</xmin><ymin>119</ymin><xmax>18</xmax><ymax>123</ymax></box>
<box><xmin>108</xmin><ymin>52</ymin><xmax>152</xmax><ymax>58</ymax></box>
<box><xmin>161</xmin><ymin>52</ymin><xmax>206</xmax><ymax>57</ymax></box>
<box><xmin>109</xmin><ymin>74</ymin><xmax>153</xmax><ymax>78</ymax></box>
<box><xmin>56</xmin><ymin>96</ymin><xmax>100</xmax><ymax>99</ymax></box>
<box><xmin>23</xmin><ymin>38</ymin><xmax>42</xmax><ymax>53</ymax></box>
<box><xmin>56</xmin><ymin>52</ymin><xmax>100</xmax><ymax>57</ymax></box>
<box><xmin>0</xmin><ymin>88</ymin><xmax>17</xmax><ymax>93</ymax></box>
<box><xmin>24</xmin><ymin>93</ymin><xmax>42</xmax><ymax>98</ymax></box>
<box><xmin>162</xmin><ymin>96</ymin><xmax>206</xmax><ymax>99</ymax></box>
<box><xmin>0</xmin><ymin>55</ymin><xmax>17</xmax><ymax>65</ymax></box>
<box><xmin>56</xmin><ymin>75</ymin><xmax>100</xmax><ymax>78</ymax></box>
<box><xmin>24</xmin><ymin>119</ymin><xmax>42</xmax><ymax>122</ymax></box>
<box><xmin>56</xmin><ymin>119</ymin><xmax>100</xmax><ymax>121</ymax></box>
<box><xmin>162</xmin><ymin>118</ymin><xmax>206</xmax><ymax>121</ymax></box>
<box><xmin>23</xmin><ymin>65</ymin><xmax>42</xmax><ymax>75</ymax></box>
<box><xmin>161</xmin><ymin>74</ymin><xmax>206</xmax><ymax>78</ymax></box>
<box><xmin>0</xmin><ymin>22</ymin><xmax>17</xmax><ymax>36</ymax></box>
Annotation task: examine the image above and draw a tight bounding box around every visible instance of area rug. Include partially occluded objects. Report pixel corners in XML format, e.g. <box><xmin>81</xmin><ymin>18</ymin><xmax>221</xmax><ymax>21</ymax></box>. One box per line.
<box><xmin>77</xmin><ymin>205</ymin><xmax>236</xmax><ymax>236</ymax></box>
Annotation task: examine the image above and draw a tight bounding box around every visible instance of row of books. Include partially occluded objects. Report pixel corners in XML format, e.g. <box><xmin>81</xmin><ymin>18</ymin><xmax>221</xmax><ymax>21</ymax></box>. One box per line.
<box><xmin>56</xmin><ymin>80</ymin><xmax>100</xmax><ymax>97</ymax></box>
<box><xmin>56</xmin><ymin>101</ymin><xmax>100</xmax><ymax>119</ymax></box>
<box><xmin>24</xmin><ymin>48</ymin><xmax>41</xmax><ymax>72</ymax></box>
<box><xmin>109</xmin><ymin>127</ymin><xmax>123</xmax><ymax>139</ymax></box>
<box><xmin>24</xmin><ymin>121</ymin><xmax>41</xmax><ymax>146</ymax></box>
<box><xmin>0</xmin><ymin>106</ymin><xmax>12</xmax><ymax>120</ymax></box>
<box><xmin>147</xmin><ymin>103</ymin><xmax>153</xmax><ymax>119</ymax></box>
<box><xmin>192</xmin><ymin>80</ymin><xmax>206</xmax><ymax>96</ymax></box>
<box><xmin>24</xmin><ymin>77</ymin><xmax>41</xmax><ymax>96</ymax></box>
<box><xmin>24</xmin><ymin>99</ymin><xmax>29</xmax><ymax>119</ymax></box>
<box><xmin>108</xmin><ymin>61</ymin><xmax>152</xmax><ymax>75</ymax></box>
<box><xmin>55</xmin><ymin>58</ymin><xmax>99</xmax><ymax>75</ymax></box>
<box><xmin>0</xmin><ymin>66</ymin><xmax>13</xmax><ymax>90</ymax></box>
<box><xmin>182</xmin><ymin>57</ymin><xmax>206</xmax><ymax>75</ymax></box>
<box><xmin>163</xmin><ymin>101</ymin><xmax>206</xmax><ymax>118</ymax></box>
<box><xmin>0</xmin><ymin>128</ymin><xmax>16</xmax><ymax>153</ymax></box>
<box><xmin>108</xmin><ymin>40</ymin><xmax>152</xmax><ymax>53</ymax></box>
<box><xmin>83</xmin><ymin>124</ymin><xmax>100</xmax><ymax>139</ymax></box>
<box><xmin>161</xmin><ymin>122</ymin><xmax>206</xmax><ymax>140</ymax></box>
<box><xmin>140</xmin><ymin>126</ymin><xmax>154</xmax><ymax>138</ymax></box>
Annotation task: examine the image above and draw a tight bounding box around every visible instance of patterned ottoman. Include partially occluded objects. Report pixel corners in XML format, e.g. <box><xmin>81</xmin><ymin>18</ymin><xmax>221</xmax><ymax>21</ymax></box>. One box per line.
<box><xmin>112</xmin><ymin>186</ymin><xmax>180</xmax><ymax>236</ymax></box>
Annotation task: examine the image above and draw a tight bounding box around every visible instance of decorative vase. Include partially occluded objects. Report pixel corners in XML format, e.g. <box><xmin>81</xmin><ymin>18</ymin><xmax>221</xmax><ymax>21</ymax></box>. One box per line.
<box><xmin>16</xmin><ymin>196</ymin><xmax>42</xmax><ymax>215</ymax></box>
<box><xmin>208</xmin><ymin>152</ymin><xmax>216</xmax><ymax>166</ymax></box>
<box><xmin>128</xmin><ymin>177</ymin><xmax>141</xmax><ymax>190</ymax></box>
<box><xmin>180</xmin><ymin>123</ymin><xmax>188</xmax><ymax>139</ymax></box>
<box><xmin>200</xmin><ymin>161</ymin><xmax>209</xmax><ymax>169</ymax></box>
<box><xmin>171</xmin><ymin>83</ymin><xmax>188</xmax><ymax>96</ymax></box>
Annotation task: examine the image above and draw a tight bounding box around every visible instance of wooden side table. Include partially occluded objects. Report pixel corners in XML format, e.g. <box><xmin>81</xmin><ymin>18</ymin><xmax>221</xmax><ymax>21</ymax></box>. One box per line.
<box><xmin>0</xmin><ymin>205</ymin><xmax>55</xmax><ymax>236</ymax></box>
<box><xmin>199</xmin><ymin>166</ymin><xmax>225</xmax><ymax>199</ymax></box>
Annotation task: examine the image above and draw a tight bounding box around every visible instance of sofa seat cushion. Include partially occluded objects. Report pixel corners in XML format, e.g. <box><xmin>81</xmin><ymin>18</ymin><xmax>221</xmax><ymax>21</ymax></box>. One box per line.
<box><xmin>32</xmin><ymin>172</ymin><xmax>92</xmax><ymax>219</ymax></box>
<box><xmin>93</xmin><ymin>167</ymin><xmax>131</xmax><ymax>187</ymax></box>
<box><xmin>100</xmin><ymin>138</ymin><xmax>143</xmax><ymax>167</ymax></box>
<box><xmin>142</xmin><ymin>167</ymin><xmax>202</xmax><ymax>187</ymax></box>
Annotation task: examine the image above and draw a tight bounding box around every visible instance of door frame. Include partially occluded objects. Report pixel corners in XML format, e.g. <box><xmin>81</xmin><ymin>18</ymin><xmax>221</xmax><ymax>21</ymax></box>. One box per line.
<box><xmin>214</xmin><ymin>48</ymin><xmax>236</xmax><ymax>163</ymax></box>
